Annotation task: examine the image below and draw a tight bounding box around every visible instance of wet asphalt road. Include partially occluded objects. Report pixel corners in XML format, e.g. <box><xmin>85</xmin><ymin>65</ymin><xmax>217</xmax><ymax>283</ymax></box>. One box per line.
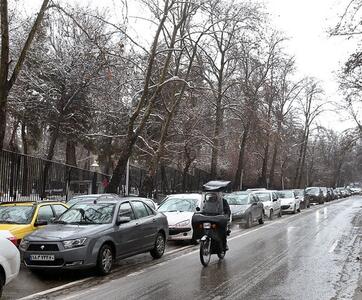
<box><xmin>5</xmin><ymin>196</ymin><xmax>362</xmax><ymax>300</ymax></box>
<box><xmin>11</xmin><ymin>196</ymin><xmax>362</xmax><ymax>300</ymax></box>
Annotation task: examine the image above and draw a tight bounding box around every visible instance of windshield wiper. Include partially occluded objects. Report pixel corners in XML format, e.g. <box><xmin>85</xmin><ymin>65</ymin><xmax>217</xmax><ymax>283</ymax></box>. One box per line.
<box><xmin>0</xmin><ymin>220</ymin><xmax>24</xmax><ymax>224</ymax></box>
<box><xmin>53</xmin><ymin>220</ymin><xmax>68</xmax><ymax>224</ymax></box>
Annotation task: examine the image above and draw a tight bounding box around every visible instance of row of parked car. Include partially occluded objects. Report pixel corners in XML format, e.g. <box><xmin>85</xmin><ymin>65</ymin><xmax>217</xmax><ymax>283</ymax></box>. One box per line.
<box><xmin>0</xmin><ymin>186</ymin><xmax>359</xmax><ymax>297</ymax></box>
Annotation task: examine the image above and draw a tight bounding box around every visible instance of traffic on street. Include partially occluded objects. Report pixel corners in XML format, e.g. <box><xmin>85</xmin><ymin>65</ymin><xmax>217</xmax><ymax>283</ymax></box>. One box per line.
<box><xmin>1</xmin><ymin>188</ymin><xmax>361</xmax><ymax>300</ymax></box>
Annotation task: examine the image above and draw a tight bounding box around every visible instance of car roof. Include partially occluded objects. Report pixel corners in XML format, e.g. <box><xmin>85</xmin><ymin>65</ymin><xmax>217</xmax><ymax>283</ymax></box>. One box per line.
<box><xmin>0</xmin><ymin>201</ymin><xmax>66</xmax><ymax>206</ymax></box>
<box><xmin>71</xmin><ymin>193</ymin><xmax>118</xmax><ymax>199</ymax></box>
<box><xmin>164</xmin><ymin>193</ymin><xmax>201</xmax><ymax>198</ymax></box>
<box><xmin>246</xmin><ymin>188</ymin><xmax>267</xmax><ymax>191</ymax></box>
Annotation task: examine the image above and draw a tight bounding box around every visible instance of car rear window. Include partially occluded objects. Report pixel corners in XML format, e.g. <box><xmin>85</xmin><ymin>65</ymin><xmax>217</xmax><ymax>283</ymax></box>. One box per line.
<box><xmin>0</xmin><ymin>205</ymin><xmax>35</xmax><ymax>224</ymax></box>
<box><xmin>158</xmin><ymin>197</ymin><xmax>199</xmax><ymax>212</ymax></box>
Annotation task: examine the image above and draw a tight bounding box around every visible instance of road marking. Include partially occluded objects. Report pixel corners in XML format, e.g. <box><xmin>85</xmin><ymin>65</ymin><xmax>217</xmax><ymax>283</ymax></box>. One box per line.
<box><xmin>329</xmin><ymin>239</ymin><xmax>339</xmax><ymax>253</ymax></box>
<box><xmin>19</xmin><ymin>200</ymin><xmax>346</xmax><ymax>300</ymax></box>
<box><xmin>18</xmin><ymin>278</ymin><xmax>91</xmax><ymax>300</ymax></box>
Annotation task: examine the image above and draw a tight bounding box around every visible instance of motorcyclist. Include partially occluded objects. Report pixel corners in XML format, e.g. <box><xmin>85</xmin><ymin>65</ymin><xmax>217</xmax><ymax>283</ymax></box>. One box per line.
<box><xmin>201</xmin><ymin>180</ymin><xmax>231</xmax><ymax>251</ymax></box>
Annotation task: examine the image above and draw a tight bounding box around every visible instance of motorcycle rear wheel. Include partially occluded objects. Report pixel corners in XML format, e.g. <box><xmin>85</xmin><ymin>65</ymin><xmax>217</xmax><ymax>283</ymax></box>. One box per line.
<box><xmin>200</xmin><ymin>239</ymin><xmax>211</xmax><ymax>267</ymax></box>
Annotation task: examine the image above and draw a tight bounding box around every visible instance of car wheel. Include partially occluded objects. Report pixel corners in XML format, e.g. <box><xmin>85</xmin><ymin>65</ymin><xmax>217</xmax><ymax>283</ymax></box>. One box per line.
<box><xmin>292</xmin><ymin>205</ymin><xmax>296</xmax><ymax>214</ymax></box>
<box><xmin>150</xmin><ymin>232</ymin><xmax>166</xmax><ymax>259</ymax></box>
<box><xmin>297</xmin><ymin>204</ymin><xmax>301</xmax><ymax>212</ymax></box>
<box><xmin>269</xmin><ymin>209</ymin><xmax>273</xmax><ymax>220</ymax></box>
<box><xmin>245</xmin><ymin>213</ymin><xmax>252</xmax><ymax>228</ymax></box>
<box><xmin>0</xmin><ymin>271</ymin><xmax>4</xmax><ymax>298</ymax></box>
<box><xmin>258</xmin><ymin>213</ymin><xmax>264</xmax><ymax>224</ymax></box>
<box><xmin>96</xmin><ymin>244</ymin><xmax>114</xmax><ymax>275</ymax></box>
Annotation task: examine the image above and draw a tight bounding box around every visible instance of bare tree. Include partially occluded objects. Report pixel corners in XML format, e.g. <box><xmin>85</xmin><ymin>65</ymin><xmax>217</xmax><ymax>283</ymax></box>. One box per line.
<box><xmin>0</xmin><ymin>0</ymin><xmax>50</xmax><ymax>148</ymax></box>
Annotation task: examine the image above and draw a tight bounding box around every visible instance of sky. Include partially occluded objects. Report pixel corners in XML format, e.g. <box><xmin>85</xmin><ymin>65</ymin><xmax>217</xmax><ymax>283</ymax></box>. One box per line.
<box><xmin>24</xmin><ymin>0</ymin><xmax>359</xmax><ymax>131</ymax></box>
<box><xmin>263</xmin><ymin>0</ymin><xmax>358</xmax><ymax>131</ymax></box>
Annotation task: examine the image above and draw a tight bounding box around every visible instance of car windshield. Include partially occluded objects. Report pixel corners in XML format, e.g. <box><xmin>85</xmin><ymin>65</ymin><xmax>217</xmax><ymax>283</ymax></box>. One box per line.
<box><xmin>57</xmin><ymin>202</ymin><xmax>115</xmax><ymax>224</ymax></box>
<box><xmin>305</xmin><ymin>187</ymin><xmax>319</xmax><ymax>195</ymax></box>
<box><xmin>294</xmin><ymin>190</ymin><xmax>304</xmax><ymax>196</ymax></box>
<box><xmin>277</xmin><ymin>191</ymin><xmax>294</xmax><ymax>198</ymax></box>
<box><xmin>225</xmin><ymin>194</ymin><xmax>249</xmax><ymax>205</ymax></box>
<box><xmin>0</xmin><ymin>205</ymin><xmax>35</xmax><ymax>224</ymax></box>
<box><xmin>158</xmin><ymin>197</ymin><xmax>199</xmax><ymax>212</ymax></box>
<box><xmin>254</xmin><ymin>192</ymin><xmax>271</xmax><ymax>202</ymax></box>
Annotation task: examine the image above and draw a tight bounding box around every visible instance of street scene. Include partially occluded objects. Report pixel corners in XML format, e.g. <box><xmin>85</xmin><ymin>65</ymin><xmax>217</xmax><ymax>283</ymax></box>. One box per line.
<box><xmin>2</xmin><ymin>0</ymin><xmax>362</xmax><ymax>299</ymax></box>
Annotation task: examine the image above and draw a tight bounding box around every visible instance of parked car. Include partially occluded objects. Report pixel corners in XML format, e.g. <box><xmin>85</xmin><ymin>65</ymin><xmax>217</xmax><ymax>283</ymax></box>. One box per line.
<box><xmin>0</xmin><ymin>231</ymin><xmax>20</xmax><ymax>298</ymax></box>
<box><xmin>294</xmin><ymin>189</ymin><xmax>310</xmax><ymax>209</ymax></box>
<box><xmin>224</xmin><ymin>192</ymin><xmax>264</xmax><ymax>228</ymax></box>
<box><xmin>157</xmin><ymin>194</ymin><xmax>202</xmax><ymax>242</ymax></box>
<box><xmin>251</xmin><ymin>190</ymin><xmax>282</xmax><ymax>219</ymax></box>
<box><xmin>320</xmin><ymin>187</ymin><xmax>332</xmax><ymax>202</ymax></box>
<box><xmin>327</xmin><ymin>188</ymin><xmax>337</xmax><ymax>200</ymax></box>
<box><xmin>20</xmin><ymin>197</ymin><xmax>168</xmax><ymax>275</ymax></box>
<box><xmin>0</xmin><ymin>201</ymin><xmax>68</xmax><ymax>245</ymax></box>
<box><xmin>305</xmin><ymin>187</ymin><xmax>324</xmax><ymax>204</ymax></box>
<box><xmin>277</xmin><ymin>190</ymin><xmax>300</xmax><ymax>214</ymax></box>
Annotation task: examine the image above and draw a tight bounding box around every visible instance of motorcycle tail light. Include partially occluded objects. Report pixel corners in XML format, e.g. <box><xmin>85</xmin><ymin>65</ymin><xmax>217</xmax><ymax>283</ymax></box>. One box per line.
<box><xmin>211</xmin><ymin>224</ymin><xmax>217</xmax><ymax>229</ymax></box>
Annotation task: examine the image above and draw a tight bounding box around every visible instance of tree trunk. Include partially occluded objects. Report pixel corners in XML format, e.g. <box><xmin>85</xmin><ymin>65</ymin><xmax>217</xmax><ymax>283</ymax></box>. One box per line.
<box><xmin>41</xmin><ymin>125</ymin><xmax>60</xmax><ymax>198</ymax></box>
<box><xmin>107</xmin><ymin>135</ymin><xmax>136</xmax><ymax>193</ymax></box>
<box><xmin>21</xmin><ymin>123</ymin><xmax>30</xmax><ymax>196</ymax></box>
<box><xmin>233</xmin><ymin>123</ymin><xmax>250</xmax><ymax>190</ymax></box>
<box><xmin>182</xmin><ymin>159</ymin><xmax>192</xmax><ymax>192</ymax></box>
<box><xmin>296</xmin><ymin>127</ymin><xmax>310</xmax><ymax>188</ymax></box>
<box><xmin>65</xmin><ymin>139</ymin><xmax>77</xmax><ymax>166</ymax></box>
<box><xmin>160</xmin><ymin>164</ymin><xmax>168</xmax><ymax>195</ymax></box>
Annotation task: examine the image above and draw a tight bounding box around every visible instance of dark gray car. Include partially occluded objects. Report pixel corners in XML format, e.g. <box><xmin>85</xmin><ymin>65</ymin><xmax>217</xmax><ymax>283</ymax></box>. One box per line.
<box><xmin>224</xmin><ymin>192</ymin><xmax>264</xmax><ymax>228</ymax></box>
<box><xmin>19</xmin><ymin>196</ymin><xmax>168</xmax><ymax>275</ymax></box>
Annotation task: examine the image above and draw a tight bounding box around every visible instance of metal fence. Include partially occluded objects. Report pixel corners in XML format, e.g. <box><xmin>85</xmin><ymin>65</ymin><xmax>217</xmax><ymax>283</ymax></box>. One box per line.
<box><xmin>0</xmin><ymin>149</ymin><xmax>210</xmax><ymax>202</ymax></box>
<box><xmin>126</xmin><ymin>164</ymin><xmax>210</xmax><ymax>198</ymax></box>
<box><xmin>0</xmin><ymin>149</ymin><xmax>110</xmax><ymax>202</ymax></box>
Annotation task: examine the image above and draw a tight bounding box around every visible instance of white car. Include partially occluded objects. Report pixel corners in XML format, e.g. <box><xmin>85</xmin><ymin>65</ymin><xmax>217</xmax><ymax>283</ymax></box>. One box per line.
<box><xmin>277</xmin><ymin>190</ymin><xmax>301</xmax><ymax>214</ymax></box>
<box><xmin>0</xmin><ymin>231</ymin><xmax>20</xmax><ymax>298</ymax></box>
<box><xmin>252</xmin><ymin>190</ymin><xmax>282</xmax><ymax>219</ymax></box>
<box><xmin>157</xmin><ymin>194</ymin><xmax>202</xmax><ymax>242</ymax></box>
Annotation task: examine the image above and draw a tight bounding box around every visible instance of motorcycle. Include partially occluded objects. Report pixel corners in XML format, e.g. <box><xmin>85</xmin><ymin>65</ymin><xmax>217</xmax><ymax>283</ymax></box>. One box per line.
<box><xmin>193</xmin><ymin>214</ymin><xmax>228</xmax><ymax>267</ymax></box>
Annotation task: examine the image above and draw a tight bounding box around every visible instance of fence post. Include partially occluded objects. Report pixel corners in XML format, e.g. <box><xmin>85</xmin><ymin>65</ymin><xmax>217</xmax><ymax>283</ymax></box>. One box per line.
<box><xmin>91</xmin><ymin>172</ymin><xmax>97</xmax><ymax>194</ymax></box>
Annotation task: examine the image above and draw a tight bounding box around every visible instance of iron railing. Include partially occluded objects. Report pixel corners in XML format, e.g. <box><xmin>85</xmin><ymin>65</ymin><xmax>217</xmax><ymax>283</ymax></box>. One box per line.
<box><xmin>0</xmin><ymin>149</ymin><xmax>210</xmax><ymax>202</ymax></box>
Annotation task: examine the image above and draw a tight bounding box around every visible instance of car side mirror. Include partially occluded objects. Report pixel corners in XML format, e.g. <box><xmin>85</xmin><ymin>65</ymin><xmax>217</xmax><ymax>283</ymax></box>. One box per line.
<box><xmin>34</xmin><ymin>220</ymin><xmax>48</xmax><ymax>227</ymax></box>
<box><xmin>196</xmin><ymin>207</ymin><xmax>201</xmax><ymax>212</ymax></box>
<box><xmin>50</xmin><ymin>217</ymin><xmax>56</xmax><ymax>223</ymax></box>
<box><xmin>117</xmin><ymin>216</ymin><xmax>131</xmax><ymax>225</ymax></box>
<box><xmin>273</xmin><ymin>198</ymin><xmax>278</xmax><ymax>202</ymax></box>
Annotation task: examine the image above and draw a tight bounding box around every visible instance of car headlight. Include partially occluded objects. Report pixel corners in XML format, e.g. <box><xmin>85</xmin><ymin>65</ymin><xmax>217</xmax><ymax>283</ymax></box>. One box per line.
<box><xmin>289</xmin><ymin>201</ymin><xmax>294</xmax><ymax>205</ymax></box>
<box><xmin>19</xmin><ymin>239</ymin><xmax>29</xmax><ymax>251</ymax></box>
<box><xmin>62</xmin><ymin>238</ymin><xmax>87</xmax><ymax>249</ymax></box>
<box><xmin>174</xmin><ymin>220</ymin><xmax>190</xmax><ymax>227</ymax></box>
<box><xmin>264</xmin><ymin>205</ymin><xmax>270</xmax><ymax>209</ymax></box>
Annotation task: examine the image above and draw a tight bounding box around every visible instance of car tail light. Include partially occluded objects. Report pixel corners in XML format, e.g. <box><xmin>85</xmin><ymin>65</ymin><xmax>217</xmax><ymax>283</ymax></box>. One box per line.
<box><xmin>7</xmin><ymin>236</ymin><xmax>18</xmax><ymax>246</ymax></box>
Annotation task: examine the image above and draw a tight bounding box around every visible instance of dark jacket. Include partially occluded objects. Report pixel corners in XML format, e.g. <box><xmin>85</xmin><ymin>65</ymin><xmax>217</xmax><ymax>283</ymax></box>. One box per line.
<box><xmin>223</xmin><ymin>198</ymin><xmax>231</xmax><ymax>218</ymax></box>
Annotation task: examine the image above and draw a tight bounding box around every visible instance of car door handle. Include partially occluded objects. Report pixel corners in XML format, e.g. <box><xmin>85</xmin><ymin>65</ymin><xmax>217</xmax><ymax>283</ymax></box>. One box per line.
<box><xmin>152</xmin><ymin>218</ymin><xmax>156</xmax><ymax>223</ymax></box>
<box><xmin>135</xmin><ymin>222</ymin><xmax>140</xmax><ymax>226</ymax></box>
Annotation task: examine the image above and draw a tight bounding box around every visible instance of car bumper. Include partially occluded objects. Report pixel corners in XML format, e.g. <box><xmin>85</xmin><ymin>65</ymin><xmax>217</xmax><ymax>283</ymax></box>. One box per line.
<box><xmin>22</xmin><ymin>243</ymin><xmax>96</xmax><ymax>270</ymax></box>
<box><xmin>281</xmin><ymin>205</ymin><xmax>294</xmax><ymax>212</ymax></box>
<box><xmin>168</xmin><ymin>227</ymin><xmax>193</xmax><ymax>240</ymax></box>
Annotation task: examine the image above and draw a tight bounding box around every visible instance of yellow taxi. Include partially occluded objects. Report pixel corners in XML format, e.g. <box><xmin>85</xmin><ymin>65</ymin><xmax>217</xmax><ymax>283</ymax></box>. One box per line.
<box><xmin>0</xmin><ymin>201</ymin><xmax>68</xmax><ymax>245</ymax></box>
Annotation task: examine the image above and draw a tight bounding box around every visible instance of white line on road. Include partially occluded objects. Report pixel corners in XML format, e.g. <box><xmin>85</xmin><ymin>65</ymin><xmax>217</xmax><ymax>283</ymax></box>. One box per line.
<box><xmin>329</xmin><ymin>239</ymin><xmax>339</xmax><ymax>253</ymax></box>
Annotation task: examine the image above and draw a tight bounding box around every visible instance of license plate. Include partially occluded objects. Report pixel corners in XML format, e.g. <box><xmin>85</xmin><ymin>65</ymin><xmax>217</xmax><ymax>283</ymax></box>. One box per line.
<box><xmin>203</xmin><ymin>222</ymin><xmax>211</xmax><ymax>229</ymax></box>
<box><xmin>30</xmin><ymin>254</ymin><xmax>55</xmax><ymax>261</ymax></box>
